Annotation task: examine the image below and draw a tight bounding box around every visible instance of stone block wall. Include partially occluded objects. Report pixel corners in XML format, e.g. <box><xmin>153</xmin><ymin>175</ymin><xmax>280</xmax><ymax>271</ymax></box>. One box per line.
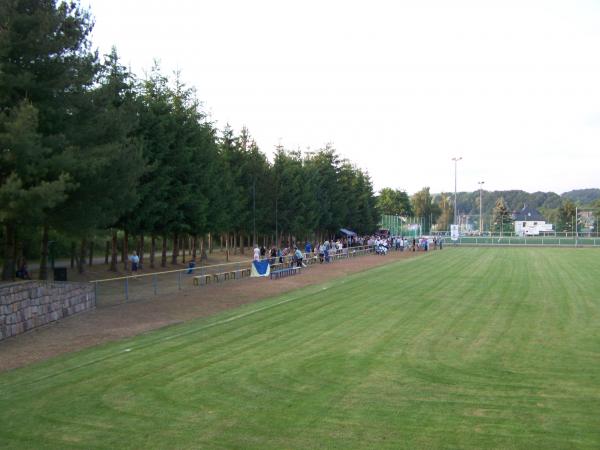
<box><xmin>0</xmin><ymin>281</ymin><xmax>95</xmax><ymax>341</ymax></box>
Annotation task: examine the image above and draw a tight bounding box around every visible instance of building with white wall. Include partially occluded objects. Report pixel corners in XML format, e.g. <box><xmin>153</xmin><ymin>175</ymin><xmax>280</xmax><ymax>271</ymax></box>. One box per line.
<box><xmin>513</xmin><ymin>205</ymin><xmax>553</xmax><ymax>236</ymax></box>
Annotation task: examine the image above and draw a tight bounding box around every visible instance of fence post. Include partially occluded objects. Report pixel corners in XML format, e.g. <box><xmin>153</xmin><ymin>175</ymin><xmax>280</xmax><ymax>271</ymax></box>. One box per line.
<box><xmin>125</xmin><ymin>277</ymin><xmax>129</xmax><ymax>302</ymax></box>
<box><xmin>153</xmin><ymin>274</ymin><xmax>157</xmax><ymax>295</ymax></box>
<box><xmin>178</xmin><ymin>271</ymin><xmax>182</xmax><ymax>290</ymax></box>
<box><xmin>94</xmin><ymin>281</ymin><xmax>98</xmax><ymax>304</ymax></box>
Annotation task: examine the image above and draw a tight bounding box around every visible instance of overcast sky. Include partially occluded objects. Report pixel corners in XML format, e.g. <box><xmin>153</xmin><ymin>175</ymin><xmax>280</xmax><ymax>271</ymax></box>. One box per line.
<box><xmin>86</xmin><ymin>0</ymin><xmax>600</xmax><ymax>195</ymax></box>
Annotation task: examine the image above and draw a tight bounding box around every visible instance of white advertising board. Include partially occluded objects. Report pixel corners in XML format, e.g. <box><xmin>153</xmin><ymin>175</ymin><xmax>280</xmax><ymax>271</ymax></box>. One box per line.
<box><xmin>450</xmin><ymin>224</ymin><xmax>459</xmax><ymax>241</ymax></box>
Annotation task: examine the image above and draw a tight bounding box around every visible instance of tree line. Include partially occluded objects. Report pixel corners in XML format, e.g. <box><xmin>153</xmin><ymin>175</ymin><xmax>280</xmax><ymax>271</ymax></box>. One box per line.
<box><xmin>376</xmin><ymin>187</ymin><xmax>600</xmax><ymax>235</ymax></box>
<box><xmin>0</xmin><ymin>1</ymin><xmax>379</xmax><ymax>280</ymax></box>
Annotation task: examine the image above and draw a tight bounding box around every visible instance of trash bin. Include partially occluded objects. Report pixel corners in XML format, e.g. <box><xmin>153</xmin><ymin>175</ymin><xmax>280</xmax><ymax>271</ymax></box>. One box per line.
<box><xmin>53</xmin><ymin>267</ymin><xmax>67</xmax><ymax>281</ymax></box>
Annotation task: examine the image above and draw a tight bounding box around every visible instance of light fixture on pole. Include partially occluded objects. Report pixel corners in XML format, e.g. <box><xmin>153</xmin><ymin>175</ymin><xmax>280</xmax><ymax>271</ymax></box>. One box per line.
<box><xmin>452</xmin><ymin>157</ymin><xmax>462</xmax><ymax>225</ymax></box>
<box><xmin>478</xmin><ymin>180</ymin><xmax>485</xmax><ymax>235</ymax></box>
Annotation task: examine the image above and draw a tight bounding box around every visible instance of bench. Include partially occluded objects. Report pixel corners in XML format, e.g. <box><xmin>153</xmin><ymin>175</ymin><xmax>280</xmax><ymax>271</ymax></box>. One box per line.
<box><xmin>270</xmin><ymin>266</ymin><xmax>301</xmax><ymax>280</ymax></box>
<box><xmin>213</xmin><ymin>272</ymin><xmax>231</xmax><ymax>282</ymax></box>
<box><xmin>231</xmin><ymin>268</ymin><xmax>250</xmax><ymax>279</ymax></box>
<box><xmin>193</xmin><ymin>268</ymin><xmax>252</xmax><ymax>286</ymax></box>
<box><xmin>193</xmin><ymin>275</ymin><xmax>212</xmax><ymax>286</ymax></box>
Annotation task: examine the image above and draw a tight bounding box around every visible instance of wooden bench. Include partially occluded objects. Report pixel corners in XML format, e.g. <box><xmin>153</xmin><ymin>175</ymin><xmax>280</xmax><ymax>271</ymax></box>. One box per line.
<box><xmin>194</xmin><ymin>268</ymin><xmax>251</xmax><ymax>285</ymax></box>
<box><xmin>213</xmin><ymin>272</ymin><xmax>231</xmax><ymax>283</ymax></box>
<box><xmin>193</xmin><ymin>274</ymin><xmax>212</xmax><ymax>286</ymax></box>
<box><xmin>231</xmin><ymin>268</ymin><xmax>250</xmax><ymax>280</ymax></box>
<box><xmin>270</xmin><ymin>266</ymin><xmax>301</xmax><ymax>280</ymax></box>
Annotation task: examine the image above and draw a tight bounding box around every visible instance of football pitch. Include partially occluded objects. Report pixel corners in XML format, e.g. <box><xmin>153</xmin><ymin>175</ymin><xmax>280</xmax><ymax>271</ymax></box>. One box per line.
<box><xmin>1</xmin><ymin>248</ymin><xmax>599</xmax><ymax>449</ymax></box>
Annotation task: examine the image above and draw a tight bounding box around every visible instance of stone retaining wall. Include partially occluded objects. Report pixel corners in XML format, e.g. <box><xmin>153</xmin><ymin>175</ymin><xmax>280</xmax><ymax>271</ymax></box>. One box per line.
<box><xmin>0</xmin><ymin>281</ymin><xmax>95</xmax><ymax>341</ymax></box>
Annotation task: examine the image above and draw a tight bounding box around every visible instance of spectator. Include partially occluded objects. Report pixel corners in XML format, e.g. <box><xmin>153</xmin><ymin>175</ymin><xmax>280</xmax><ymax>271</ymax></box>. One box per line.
<box><xmin>187</xmin><ymin>259</ymin><xmax>196</xmax><ymax>274</ymax></box>
<box><xmin>294</xmin><ymin>247</ymin><xmax>304</xmax><ymax>267</ymax></box>
<box><xmin>130</xmin><ymin>251</ymin><xmax>140</xmax><ymax>273</ymax></box>
<box><xmin>16</xmin><ymin>260</ymin><xmax>31</xmax><ymax>280</ymax></box>
<box><xmin>253</xmin><ymin>245</ymin><xmax>260</xmax><ymax>261</ymax></box>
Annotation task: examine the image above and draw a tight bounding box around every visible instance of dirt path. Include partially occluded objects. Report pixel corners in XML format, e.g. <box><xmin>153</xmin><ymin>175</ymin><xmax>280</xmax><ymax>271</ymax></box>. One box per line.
<box><xmin>0</xmin><ymin>250</ymin><xmax>425</xmax><ymax>372</ymax></box>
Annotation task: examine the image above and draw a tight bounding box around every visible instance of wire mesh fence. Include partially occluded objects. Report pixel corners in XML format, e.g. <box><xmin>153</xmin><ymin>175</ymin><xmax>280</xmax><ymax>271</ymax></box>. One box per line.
<box><xmin>449</xmin><ymin>236</ymin><xmax>600</xmax><ymax>247</ymax></box>
<box><xmin>92</xmin><ymin>245</ymin><xmax>378</xmax><ymax>307</ymax></box>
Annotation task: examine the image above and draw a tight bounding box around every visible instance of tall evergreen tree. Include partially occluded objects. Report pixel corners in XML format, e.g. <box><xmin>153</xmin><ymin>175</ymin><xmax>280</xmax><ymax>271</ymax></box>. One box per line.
<box><xmin>0</xmin><ymin>0</ymin><xmax>98</xmax><ymax>279</ymax></box>
<box><xmin>49</xmin><ymin>48</ymin><xmax>145</xmax><ymax>275</ymax></box>
<box><xmin>492</xmin><ymin>197</ymin><xmax>512</xmax><ymax>234</ymax></box>
<box><xmin>0</xmin><ymin>103</ymin><xmax>73</xmax><ymax>279</ymax></box>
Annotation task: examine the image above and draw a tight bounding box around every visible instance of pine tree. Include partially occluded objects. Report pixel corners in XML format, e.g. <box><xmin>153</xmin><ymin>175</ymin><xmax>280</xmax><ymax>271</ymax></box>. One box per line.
<box><xmin>0</xmin><ymin>0</ymin><xmax>98</xmax><ymax>279</ymax></box>
<box><xmin>492</xmin><ymin>197</ymin><xmax>512</xmax><ymax>234</ymax></box>
<box><xmin>0</xmin><ymin>103</ymin><xmax>72</xmax><ymax>279</ymax></box>
<box><xmin>49</xmin><ymin>48</ymin><xmax>145</xmax><ymax>275</ymax></box>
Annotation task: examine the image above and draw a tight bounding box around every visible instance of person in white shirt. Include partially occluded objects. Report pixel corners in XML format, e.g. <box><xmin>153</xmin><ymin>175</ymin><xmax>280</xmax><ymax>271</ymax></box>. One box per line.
<box><xmin>130</xmin><ymin>251</ymin><xmax>140</xmax><ymax>273</ymax></box>
<box><xmin>253</xmin><ymin>246</ymin><xmax>260</xmax><ymax>261</ymax></box>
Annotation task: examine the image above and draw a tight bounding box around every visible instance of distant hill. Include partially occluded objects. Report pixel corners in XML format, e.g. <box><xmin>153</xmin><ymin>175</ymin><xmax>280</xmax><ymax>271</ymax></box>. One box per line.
<box><xmin>435</xmin><ymin>188</ymin><xmax>599</xmax><ymax>217</ymax></box>
<box><xmin>561</xmin><ymin>189</ymin><xmax>600</xmax><ymax>205</ymax></box>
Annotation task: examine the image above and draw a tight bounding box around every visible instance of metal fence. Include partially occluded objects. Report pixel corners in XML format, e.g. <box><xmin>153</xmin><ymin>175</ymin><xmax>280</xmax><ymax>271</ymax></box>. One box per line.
<box><xmin>91</xmin><ymin>245</ymin><xmax>377</xmax><ymax>307</ymax></box>
<box><xmin>450</xmin><ymin>236</ymin><xmax>600</xmax><ymax>247</ymax></box>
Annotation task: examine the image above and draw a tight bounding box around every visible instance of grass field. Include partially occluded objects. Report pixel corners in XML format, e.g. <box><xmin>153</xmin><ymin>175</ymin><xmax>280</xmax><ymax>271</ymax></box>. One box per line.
<box><xmin>1</xmin><ymin>247</ymin><xmax>600</xmax><ymax>449</ymax></box>
<box><xmin>456</xmin><ymin>236</ymin><xmax>600</xmax><ymax>246</ymax></box>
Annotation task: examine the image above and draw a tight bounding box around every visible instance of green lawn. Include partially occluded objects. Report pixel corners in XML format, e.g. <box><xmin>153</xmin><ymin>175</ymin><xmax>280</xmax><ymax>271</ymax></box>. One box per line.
<box><xmin>457</xmin><ymin>236</ymin><xmax>600</xmax><ymax>246</ymax></box>
<box><xmin>1</xmin><ymin>248</ymin><xmax>600</xmax><ymax>449</ymax></box>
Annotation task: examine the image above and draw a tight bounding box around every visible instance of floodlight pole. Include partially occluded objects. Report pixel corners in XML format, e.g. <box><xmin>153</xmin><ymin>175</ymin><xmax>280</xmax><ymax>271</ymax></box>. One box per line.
<box><xmin>576</xmin><ymin>206</ymin><xmax>578</xmax><ymax>246</ymax></box>
<box><xmin>478</xmin><ymin>180</ymin><xmax>485</xmax><ymax>235</ymax></box>
<box><xmin>452</xmin><ymin>157</ymin><xmax>462</xmax><ymax>226</ymax></box>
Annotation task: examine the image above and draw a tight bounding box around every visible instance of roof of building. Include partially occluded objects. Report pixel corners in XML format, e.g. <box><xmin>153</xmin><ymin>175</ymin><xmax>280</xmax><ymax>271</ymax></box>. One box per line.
<box><xmin>513</xmin><ymin>204</ymin><xmax>545</xmax><ymax>222</ymax></box>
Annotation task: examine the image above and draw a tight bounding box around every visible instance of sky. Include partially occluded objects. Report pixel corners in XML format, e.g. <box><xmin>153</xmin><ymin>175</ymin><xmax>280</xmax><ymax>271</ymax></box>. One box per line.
<box><xmin>85</xmin><ymin>0</ymin><xmax>600</xmax><ymax>195</ymax></box>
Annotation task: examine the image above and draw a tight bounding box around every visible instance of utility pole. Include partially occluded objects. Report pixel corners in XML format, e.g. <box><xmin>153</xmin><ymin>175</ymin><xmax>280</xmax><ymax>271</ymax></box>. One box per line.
<box><xmin>452</xmin><ymin>157</ymin><xmax>462</xmax><ymax>226</ymax></box>
<box><xmin>478</xmin><ymin>181</ymin><xmax>485</xmax><ymax>235</ymax></box>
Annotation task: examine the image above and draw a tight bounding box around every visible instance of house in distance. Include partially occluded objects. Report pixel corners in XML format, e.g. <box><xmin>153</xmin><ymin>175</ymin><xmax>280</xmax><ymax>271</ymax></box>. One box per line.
<box><xmin>513</xmin><ymin>205</ymin><xmax>553</xmax><ymax>236</ymax></box>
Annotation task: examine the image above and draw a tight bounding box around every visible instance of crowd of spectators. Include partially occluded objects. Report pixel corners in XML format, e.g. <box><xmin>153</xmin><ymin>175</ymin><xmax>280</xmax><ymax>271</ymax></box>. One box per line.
<box><xmin>251</xmin><ymin>233</ymin><xmax>444</xmax><ymax>269</ymax></box>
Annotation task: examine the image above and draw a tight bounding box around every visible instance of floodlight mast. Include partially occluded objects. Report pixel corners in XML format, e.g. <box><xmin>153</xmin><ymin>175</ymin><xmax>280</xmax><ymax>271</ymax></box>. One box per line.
<box><xmin>576</xmin><ymin>206</ymin><xmax>578</xmax><ymax>246</ymax></box>
<box><xmin>452</xmin><ymin>157</ymin><xmax>462</xmax><ymax>226</ymax></box>
<box><xmin>478</xmin><ymin>181</ymin><xmax>485</xmax><ymax>235</ymax></box>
